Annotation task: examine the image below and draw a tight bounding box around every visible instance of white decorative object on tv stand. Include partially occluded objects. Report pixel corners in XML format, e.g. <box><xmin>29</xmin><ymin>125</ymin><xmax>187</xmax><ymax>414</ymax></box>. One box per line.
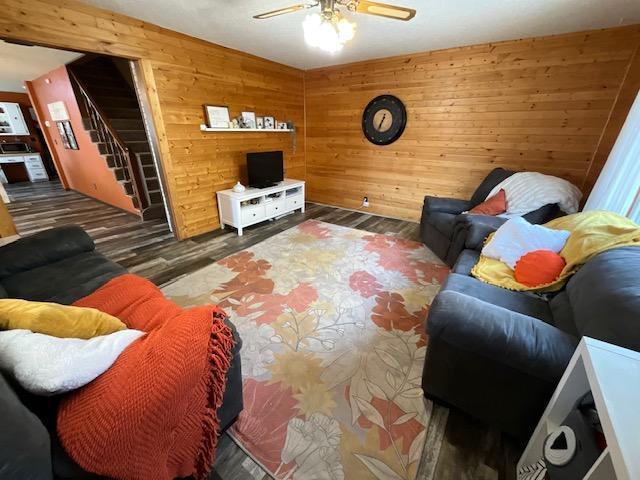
<box><xmin>519</xmin><ymin>337</ymin><xmax>640</xmax><ymax>480</ymax></box>
<box><xmin>216</xmin><ymin>179</ymin><xmax>305</xmax><ymax>236</ymax></box>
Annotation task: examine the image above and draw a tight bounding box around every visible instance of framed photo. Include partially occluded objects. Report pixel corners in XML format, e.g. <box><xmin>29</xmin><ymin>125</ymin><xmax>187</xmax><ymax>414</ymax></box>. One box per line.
<box><xmin>276</xmin><ymin>121</ymin><xmax>288</xmax><ymax>130</ymax></box>
<box><xmin>204</xmin><ymin>105</ymin><xmax>230</xmax><ymax>128</ymax></box>
<box><xmin>241</xmin><ymin>111</ymin><xmax>256</xmax><ymax>129</ymax></box>
<box><xmin>62</xmin><ymin>121</ymin><xmax>78</xmax><ymax>150</ymax></box>
<box><xmin>56</xmin><ymin>121</ymin><xmax>78</xmax><ymax>150</ymax></box>
<box><xmin>256</xmin><ymin>116</ymin><xmax>264</xmax><ymax>129</ymax></box>
<box><xmin>56</xmin><ymin>122</ymin><xmax>70</xmax><ymax>149</ymax></box>
<box><xmin>264</xmin><ymin>116</ymin><xmax>275</xmax><ymax>129</ymax></box>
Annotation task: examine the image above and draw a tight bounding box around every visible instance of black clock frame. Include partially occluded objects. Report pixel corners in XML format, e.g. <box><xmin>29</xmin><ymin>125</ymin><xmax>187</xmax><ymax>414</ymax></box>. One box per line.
<box><xmin>362</xmin><ymin>94</ymin><xmax>407</xmax><ymax>146</ymax></box>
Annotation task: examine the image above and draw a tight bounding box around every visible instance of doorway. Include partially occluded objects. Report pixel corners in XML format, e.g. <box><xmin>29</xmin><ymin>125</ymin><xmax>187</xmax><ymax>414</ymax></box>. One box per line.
<box><xmin>0</xmin><ymin>39</ymin><xmax>171</xmax><ymax>233</ymax></box>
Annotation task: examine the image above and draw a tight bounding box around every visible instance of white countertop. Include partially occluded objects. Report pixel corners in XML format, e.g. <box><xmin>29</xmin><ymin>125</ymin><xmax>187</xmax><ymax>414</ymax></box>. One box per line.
<box><xmin>217</xmin><ymin>178</ymin><xmax>304</xmax><ymax>200</ymax></box>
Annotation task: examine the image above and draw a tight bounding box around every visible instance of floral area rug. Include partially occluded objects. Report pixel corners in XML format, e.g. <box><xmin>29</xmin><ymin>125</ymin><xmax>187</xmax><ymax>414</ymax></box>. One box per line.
<box><xmin>163</xmin><ymin>220</ymin><xmax>449</xmax><ymax>480</ymax></box>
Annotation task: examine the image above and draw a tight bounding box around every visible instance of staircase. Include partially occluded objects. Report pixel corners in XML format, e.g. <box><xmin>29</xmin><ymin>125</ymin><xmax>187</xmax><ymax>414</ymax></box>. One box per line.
<box><xmin>68</xmin><ymin>57</ymin><xmax>164</xmax><ymax>220</ymax></box>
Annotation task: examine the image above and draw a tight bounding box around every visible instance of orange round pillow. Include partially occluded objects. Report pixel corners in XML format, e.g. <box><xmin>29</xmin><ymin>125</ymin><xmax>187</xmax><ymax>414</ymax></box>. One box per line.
<box><xmin>514</xmin><ymin>249</ymin><xmax>566</xmax><ymax>287</ymax></box>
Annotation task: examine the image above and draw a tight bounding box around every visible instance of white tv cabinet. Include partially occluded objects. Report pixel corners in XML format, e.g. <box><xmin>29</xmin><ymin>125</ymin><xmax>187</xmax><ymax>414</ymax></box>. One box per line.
<box><xmin>216</xmin><ymin>179</ymin><xmax>305</xmax><ymax>236</ymax></box>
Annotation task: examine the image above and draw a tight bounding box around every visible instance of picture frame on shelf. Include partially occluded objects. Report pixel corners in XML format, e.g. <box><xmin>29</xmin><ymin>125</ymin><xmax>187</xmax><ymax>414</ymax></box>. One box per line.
<box><xmin>276</xmin><ymin>121</ymin><xmax>288</xmax><ymax>130</ymax></box>
<box><xmin>256</xmin><ymin>116</ymin><xmax>264</xmax><ymax>129</ymax></box>
<box><xmin>264</xmin><ymin>116</ymin><xmax>275</xmax><ymax>129</ymax></box>
<box><xmin>204</xmin><ymin>105</ymin><xmax>230</xmax><ymax>128</ymax></box>
<box><xmin>241</xmin><ymin>111</ymin><xmax>257</xmax><ymax>129</ymax></box>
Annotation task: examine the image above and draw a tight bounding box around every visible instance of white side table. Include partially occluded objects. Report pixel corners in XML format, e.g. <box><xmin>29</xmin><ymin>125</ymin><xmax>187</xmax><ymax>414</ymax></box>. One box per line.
<box><xmin>518</xmin><ymin>337</ymin><xmax>640</xmax><ymax>480</ymax></box>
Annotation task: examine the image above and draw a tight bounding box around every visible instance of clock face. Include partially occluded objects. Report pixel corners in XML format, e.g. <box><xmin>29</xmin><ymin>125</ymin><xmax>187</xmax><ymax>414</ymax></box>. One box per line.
<box><xmin>362</xmin><ymin>95</ymin><xmax>407</xmax><ymax>145</ymax></box>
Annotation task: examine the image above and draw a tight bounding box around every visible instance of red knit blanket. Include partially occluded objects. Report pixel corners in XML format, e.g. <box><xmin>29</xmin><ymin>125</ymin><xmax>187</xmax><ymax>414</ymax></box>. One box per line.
<box><xmin>58</xmin><ymin>274</ymin><xmax>234</xmax><ymax>480</ymax></box>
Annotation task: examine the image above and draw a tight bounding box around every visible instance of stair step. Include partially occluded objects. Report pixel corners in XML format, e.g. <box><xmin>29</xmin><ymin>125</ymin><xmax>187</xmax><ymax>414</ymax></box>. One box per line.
<box><xmin>142</xmin><ymin>164</ymin><xmax>157</xmax><ymax>177</ymax></box>
<box><xmin>91</xmin><ymin>95</ymin><xmax>139</xmax><ymax>108</ymax></box>
<box><xmin>148</xmin><ymin>190</ymin><xmax>163</xmax><ymax>204</ymax></box>
<box><xmin>145</xmin><ymin>177</ymin><xmax>160</xmax><ymax>191</ymax></box>
<box><xmin>118</xmin><ymin>130</ymin><xmax>148</xmax><ymax>142</ymax></box>
<box><xmin>111</xmin><ymin>167</ymin><xmax>125</xmax><ymax>181</ymax></box>
<box><xmin>137</xmin><ymin>152</ymin><xmax>154</xmax><ymax>165</ymax></box>
<box><xmin>126</xmin><ymin>141</ymin><xmax>151</xmax><ymax>153</ymax></box>
<box><xmin>141</xmin><ymin>203</ymin><xmax>166</xmax><ymax>221</ymax></box>
<box><xmin>81</xmin><ymin>85</ymin><xmax>131</xmax><ymax>97</ymax></box>
<box><xmin>119</xmin><ymin>180</ymin><xmax>134</xmax><ymax>196</ymax></box>
<box><xmin>89</xmin><ymin>130</ymin><xmax>100</xmax><ymax>143</ymax></box>
<box><xmin>102</xmin><ymin>107</ymin><xmax>143</xmax><ymax>119</ymax></box>
<box><xmin>111</xmin><ymin>118</ymin><xmax>145</xmax><ymax>130</ymax></box>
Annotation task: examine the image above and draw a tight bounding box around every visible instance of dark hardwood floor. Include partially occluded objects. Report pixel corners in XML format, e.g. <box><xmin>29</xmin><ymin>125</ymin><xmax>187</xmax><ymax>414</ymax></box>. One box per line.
<box><xmin>5</xmin><ymin>180</ymin><xmax>521</xmax><ymax>480</ymax></box>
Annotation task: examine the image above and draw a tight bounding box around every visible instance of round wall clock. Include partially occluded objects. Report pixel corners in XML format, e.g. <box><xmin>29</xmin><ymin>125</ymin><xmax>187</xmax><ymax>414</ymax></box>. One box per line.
<box><xmin>362</xmin><ymin>95</ymin><xmax>407</xmax><ymax>145</ymax></box>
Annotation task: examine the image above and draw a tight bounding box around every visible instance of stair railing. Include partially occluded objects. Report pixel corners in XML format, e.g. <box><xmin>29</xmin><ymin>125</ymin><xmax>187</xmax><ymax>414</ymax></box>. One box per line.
<box><xmin>68</xmin><ymin>69</ymin><xmax>150</xmax><ymax>213</ymax></box>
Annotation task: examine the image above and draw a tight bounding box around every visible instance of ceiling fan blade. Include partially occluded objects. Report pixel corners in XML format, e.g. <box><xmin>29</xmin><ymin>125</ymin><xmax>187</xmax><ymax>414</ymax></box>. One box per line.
<box><xmin>253</xmin><ymin>3</ymin><xmax>318</xmax><ymax>19</ymax></box>
<box><xmin>355</xmin><ymin>0</ymin><xmax>416</xmax><ymax>21</ymax></box>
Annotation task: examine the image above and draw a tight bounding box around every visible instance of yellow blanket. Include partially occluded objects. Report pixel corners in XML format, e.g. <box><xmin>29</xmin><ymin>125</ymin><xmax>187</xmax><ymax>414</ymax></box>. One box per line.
<box><xmin>471</xmin><ymin>211</ymin><xmax>640</xmax><ymax>291</ymax></box>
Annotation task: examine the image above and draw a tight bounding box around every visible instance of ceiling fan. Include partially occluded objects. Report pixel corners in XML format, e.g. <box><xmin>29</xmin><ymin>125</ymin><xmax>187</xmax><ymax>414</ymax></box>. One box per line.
<box><xmin>254</xmin><ymin>0</ymin><xmax>416</xmax><ymax>53</ymax></box>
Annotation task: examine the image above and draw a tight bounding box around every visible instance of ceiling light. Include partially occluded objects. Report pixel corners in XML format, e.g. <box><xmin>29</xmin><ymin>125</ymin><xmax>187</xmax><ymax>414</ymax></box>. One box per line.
<box><xmin>303</xmin><ymin>12</ymin><xmax>356</xmax><ymax>54</ymax></box>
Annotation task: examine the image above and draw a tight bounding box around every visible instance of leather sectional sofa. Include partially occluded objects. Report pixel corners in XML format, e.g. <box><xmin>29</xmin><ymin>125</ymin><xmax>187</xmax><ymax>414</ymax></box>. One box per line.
<box><xmin>0</xmin><ymin>226</ymin><xmax>243</xmax><ymax>479</ymax></box>
<box><xmin>420</xmin><ymin>167</ymin><xmax>559</xmax><ymax>267</ymax></box>
<box><xmin>422</xmin><ymin>239</ymin><xmax>640</xmax><ymax>439</ymax></box>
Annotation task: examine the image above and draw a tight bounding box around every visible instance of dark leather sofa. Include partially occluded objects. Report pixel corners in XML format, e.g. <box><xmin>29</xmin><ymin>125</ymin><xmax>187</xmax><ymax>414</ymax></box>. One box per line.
<box><xmin>422</xmin><ymin>245</ymin><xmax>640</xmax><ymax>439</ymax></box>
<box><xmin>420</xmin><ymin>168</ymin><xmax>559</xmax><ymax>267</ymax></box>
<box><xmin>0</xmin><ymin>226</ymin><xmax>243</xmax><ymax>479</ymax></box>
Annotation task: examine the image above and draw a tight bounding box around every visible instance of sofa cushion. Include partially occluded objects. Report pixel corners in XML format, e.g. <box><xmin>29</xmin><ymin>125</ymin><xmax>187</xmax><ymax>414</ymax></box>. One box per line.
<box><xmin>469</xmin><ymin>168</ymin><xmax>513</xmax><ymax>208</ymax></box>
<box><xmin>1</xmin><ymin>251</ymin><xmax>125</xmax><ymax>305</ymax></box>
<box><xmin>0</xmin><ymin>372</ymin><xmax>52</xmax><ymax>479</ymax></box>
<box><xmin>441</xmin><ymin>273</ymin><xmax>553</xmax><ymax>323</ymax></box>
<box><xmin>428</xmin><ymin>211</ymin><xmax>457</xmax><ymax>238</ymax></box>
<box><xmin>469</xmin><ymin>189</ymin><xmax>507</xmax><ymax>215</ymax></box>
<box><xmin>452</xmin><ymin>249</ymin><xmax>480</xmax><ymax>276</ymax></box>
<box><xmin>0</xmin><ymin>226</ymin><xmax>94</xmax><ymax>280</ymax></box>
<box><xmin>566</xmin><ymin>246</ymin><xmax>640</xmax><ymax>351</ymax></box>
<box><xmin>549</xmin><ymin>291</ymin><xmax>578</xmax><ymax>337</ymax></box>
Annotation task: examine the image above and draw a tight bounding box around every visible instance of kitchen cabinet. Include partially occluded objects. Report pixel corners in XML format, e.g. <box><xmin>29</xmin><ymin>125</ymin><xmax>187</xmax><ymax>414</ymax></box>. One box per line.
<box><xmin>0</xmin><ymin>102</ymin><xmax>30</xmax><ymax>136</ymax></box>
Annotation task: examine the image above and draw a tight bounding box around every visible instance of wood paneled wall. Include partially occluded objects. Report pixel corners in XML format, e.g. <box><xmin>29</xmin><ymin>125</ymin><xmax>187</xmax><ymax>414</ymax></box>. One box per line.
<box><xmin>1</xmin><ymin>1</ymin><xmax>638</xmax><ymax>232</ymax></box>
<box><xmin>305</xmin><ymin>26</ymin><xmax>640</xmax><ymax>220</ymax></box>
<box><xmin>0</xmin><ymin>0</ymin><xmax>305</xmax><ymax>239</ymax></box>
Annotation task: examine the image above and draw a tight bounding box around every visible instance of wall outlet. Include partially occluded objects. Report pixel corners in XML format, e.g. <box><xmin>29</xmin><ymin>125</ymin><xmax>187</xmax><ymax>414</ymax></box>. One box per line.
<box><xmin>362</xmin><ymin>196</ymin><xmax>369</xmax><ymax>207</ymax></box>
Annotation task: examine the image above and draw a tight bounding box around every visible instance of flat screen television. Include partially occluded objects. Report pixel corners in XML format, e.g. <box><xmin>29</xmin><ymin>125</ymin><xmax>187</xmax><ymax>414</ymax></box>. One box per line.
<box><xmin>247</xmin><ymin>151</ymin><xmax>284</xmax><ymax>188</ymax></box>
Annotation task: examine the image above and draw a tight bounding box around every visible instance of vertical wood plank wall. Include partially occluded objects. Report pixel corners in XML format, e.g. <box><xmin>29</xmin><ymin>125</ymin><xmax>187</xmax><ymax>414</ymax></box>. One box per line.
<box><xmin>0</xmin><ymin>0</ymin><xmax>305</xmax><ymax>239</ymax></box>
<box><xmin>305</xmin><ymin>26</ymin><xmax>640</xmax><ymax>220</ymax></box>
<box><xmin>0</xmin><ymin>1</ymin><xmax>638</xmax><ymax>233</ymax></box>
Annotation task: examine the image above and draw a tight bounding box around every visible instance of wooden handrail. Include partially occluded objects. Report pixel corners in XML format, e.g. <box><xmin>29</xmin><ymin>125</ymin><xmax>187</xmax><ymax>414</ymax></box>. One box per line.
<box><xmin>68</xmin><ymin>68</ymin><xmax>150</xmax><ymax>212</ymax></box>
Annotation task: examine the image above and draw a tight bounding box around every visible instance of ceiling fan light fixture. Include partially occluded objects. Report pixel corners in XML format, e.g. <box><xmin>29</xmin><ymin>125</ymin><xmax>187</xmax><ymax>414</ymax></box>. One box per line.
<box><xmin>303</xmin><ymin>11</ymin><xmax>356</xmax><ymax>54</ymax></box>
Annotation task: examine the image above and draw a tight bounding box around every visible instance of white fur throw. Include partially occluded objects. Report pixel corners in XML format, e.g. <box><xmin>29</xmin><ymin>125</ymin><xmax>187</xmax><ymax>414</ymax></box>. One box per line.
<box><xmin>482</xmin><ymin>217</ymin><xmax>570</xmax><ymax>269</ymax></box>
<box><xmin>486</xmin><ymin>172</ymin><xmax>582</xmax><ymax>216</ymax></box>
<box><xmin>0</xmin><ymin>328</ymin><xmax>144</xmax><ymax>395</ymax></box>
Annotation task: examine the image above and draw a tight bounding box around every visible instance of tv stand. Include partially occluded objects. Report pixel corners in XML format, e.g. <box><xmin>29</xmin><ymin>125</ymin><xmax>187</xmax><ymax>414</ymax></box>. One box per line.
<box><xmin>216</xmin><ymin>179</ymin><xmax>305</xmax><ymax>236</ymax></box>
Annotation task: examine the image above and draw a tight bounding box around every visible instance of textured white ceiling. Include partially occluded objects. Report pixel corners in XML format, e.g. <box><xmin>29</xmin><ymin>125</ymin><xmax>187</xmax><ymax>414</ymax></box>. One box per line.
<box><xmin>82</xmin><ymin>0</ymin><xmax>640</xmax><ymax>69</ymax></box>
<box><xmin>0</xmin><ymin>41</ymin><xmax>82</xmax><ymax>92</ymax></box>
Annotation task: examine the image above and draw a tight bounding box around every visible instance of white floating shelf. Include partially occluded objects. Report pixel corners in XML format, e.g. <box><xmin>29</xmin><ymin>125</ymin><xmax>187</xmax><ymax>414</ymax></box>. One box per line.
<box><xmin>200</xmin><ymin>126</ymin><xmax>294</xmax><ymax>132</ymax></box>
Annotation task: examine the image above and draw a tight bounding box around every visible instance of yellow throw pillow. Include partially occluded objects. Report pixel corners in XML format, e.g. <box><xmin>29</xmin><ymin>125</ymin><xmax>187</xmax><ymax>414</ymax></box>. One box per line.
<box><xmin>0</xmin><ymin>299</ymin><xmax>126</xmax><ymax>339</ymax></box>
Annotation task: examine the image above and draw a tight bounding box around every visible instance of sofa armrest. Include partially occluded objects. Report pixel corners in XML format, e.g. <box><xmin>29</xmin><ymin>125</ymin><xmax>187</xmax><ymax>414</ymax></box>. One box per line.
<box><xmin>423</xmin><ymin>196</ymin><xmax>470</xmax><ymax>215</ymax></box>
<box><xmin>427</xmin><ymin>290</ymin><xmax>578</xmax><ymax>382</ymax></box>
<box><xmin>455</xmin><ymin>215</ymin><xmax>508</xmax><ymax>251</ymax></box>
<box><xmin>0</xmin><ymin>226</ymin><xmax>95</xmax><ymax>280</ymax></box>
<box><xmin>523</xmin><ymin>203</ymin><xmax>561</xmax><ymax>225</ymax></box>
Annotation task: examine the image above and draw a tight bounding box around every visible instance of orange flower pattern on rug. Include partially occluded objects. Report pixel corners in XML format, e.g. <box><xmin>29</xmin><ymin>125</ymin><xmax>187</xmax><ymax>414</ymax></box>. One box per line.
<box><xmin>163</xmin><ymin>220</ymin><xmax>449</xmax><ymax>480</ymax></box>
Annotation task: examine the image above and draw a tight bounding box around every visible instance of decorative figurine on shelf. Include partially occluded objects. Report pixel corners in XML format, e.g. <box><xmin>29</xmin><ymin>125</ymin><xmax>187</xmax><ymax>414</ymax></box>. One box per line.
<box><xmin>232</xmin><ymin>182</ymin><xmax>246</xmax><ymax>193</ymax></box>
<box><xmin>230</xmin><ymin>118</ymin><xmax>239</xmax><ymax>129</ymax></box>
